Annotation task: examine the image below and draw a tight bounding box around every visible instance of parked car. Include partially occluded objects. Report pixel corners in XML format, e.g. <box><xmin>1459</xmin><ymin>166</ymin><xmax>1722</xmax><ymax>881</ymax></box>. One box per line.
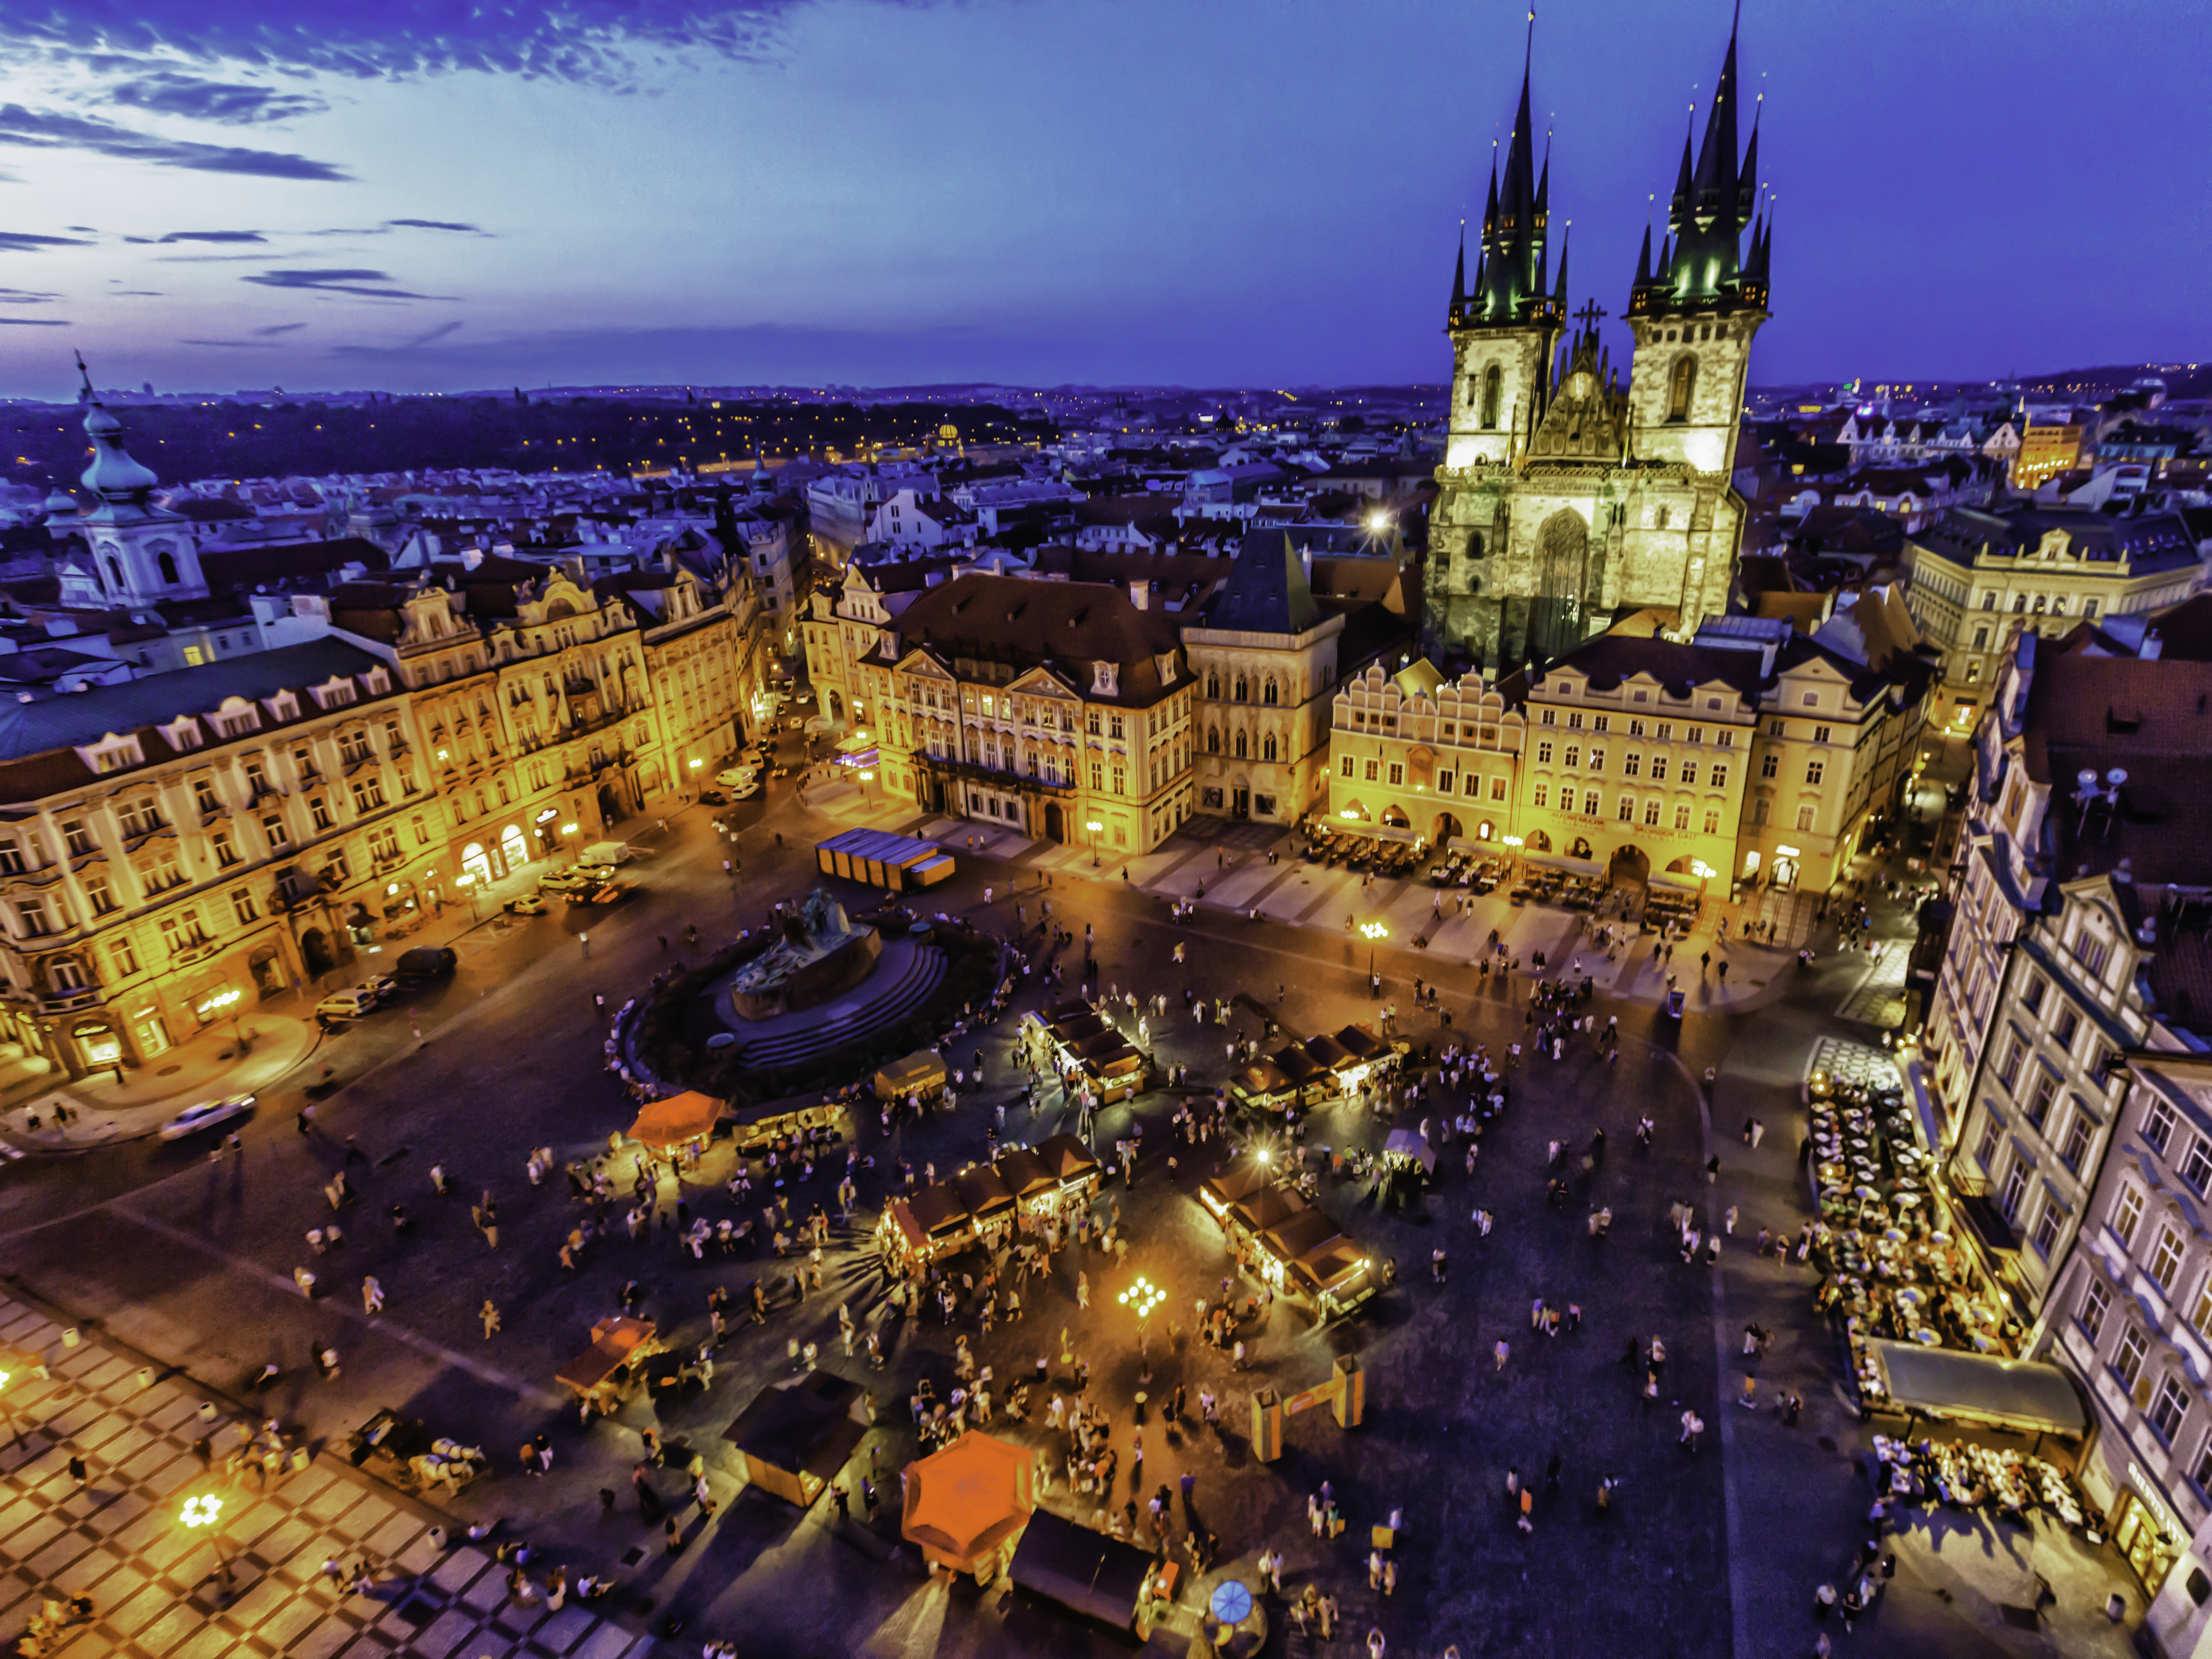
<box><xmin>316</xmin><ymin>986</ymin><xmax>382</xmax><ymax>1026</ymax></box>
<box><xmin>539</xmin><ymin>868</ymin><xmax>598</xmax><ymax>893</ymax></box>
<box><xmin>697</xmin><ymin>789</ymin><xmax>728</xmax><ymax>806</ymax></box>
<box><xmin>726</xmin><ymin>775</ymin><xmax>764</xmax><ymax>800</ymax></box>
<box><xmin>504</xmin><ymin>894</ymin><xmax>548</xmax><ymax>916</ymax></box>
<box><xmin>393</xmin><ymin>946</ymin><xmax>457</xmax><ymax>983</ymax></box>
<box><xmin>159</xmin><ymin>1094</ymin><xmax>255</xmax><ymax>1141</ymax></box>
<box><xmin>715</xmin><ymin>767</ymin><xmax>757</xmax><ymax>791</ymax></box>
<box><xmin>362</xmin><ymin>970</ymin><xmax>399</xmax><ymax>1001</ymax></box>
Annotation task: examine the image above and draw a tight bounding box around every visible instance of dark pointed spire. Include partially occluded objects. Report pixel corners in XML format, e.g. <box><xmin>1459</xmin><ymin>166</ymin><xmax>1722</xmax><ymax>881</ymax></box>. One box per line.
<box><xmin>1449</xmin><ymin>220</ymin><xmax>1466</xmax><ymax>319</ymax></box>
<box><xmin>1690</xmin><ymin>15</ymin><xmax>1740</xmax><ymax>222</ymax></box>
<box><xmin>1482</xmin><ymin>153</ymin><xmax>1499</xmax><ymax>239</ymax></box>
<box><xmin>1737</xmin><ymin>93</ymin><xmax>1762</xmax><ymax>222</ymax></box>
<box><xmin>1634</xmin><ymin>218</ymin><xmax>1652</xmax><ymax>287</ymax></box>
<box><xmin>1554</xmin><ymin>221</ymin><xmax>1569</xmax><ymax>310</ymax></box>
<box><xmin>1671</xmin><ymin>116</ymin><xmax>1695</xmax><ymax>226</ymax></box>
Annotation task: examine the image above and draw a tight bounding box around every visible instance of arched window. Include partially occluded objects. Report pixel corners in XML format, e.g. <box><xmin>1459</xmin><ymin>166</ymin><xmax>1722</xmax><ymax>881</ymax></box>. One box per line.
<box><xmin>1233</xmin><ymin>729</ymin><xmax>1248</xmax><ymax>759</ymax></box>
<box><xmin>1667</xmin><ymin>355</ymin><xmax>1697</xmax><ymax>422</ymax></box>
<box><xmin>1205</xmin><ymin>672</ymin><xmax>1219</xmax><ymax>699</ymax></box>
<box><xmin>1234</xmin><ymin>676</ymin><xmax>1248</xmax><ymax>703</ymax></box>
<box><xmin>1480</xmin><ymin>364</ymin><xmax>1502</xmax><ymax>429</ymax></box>
<box><xmin>1464</xmin><ymin>532</ymin><xmax>1484</xmax><ymax>565</ymax></box>
<box><xmin>156</xmin><ymin>550</ymin><xmax>179</xmax><ymax>585</ymax></box>
<box><xmin>1206</xmin><ymin>727</ymin><xmax>1220</xmax><ymax>755</ymax></box>
<box><xmin>105</xmin><ymin>557</ymin><xmax>123</xmax><ymax>591</ymax></box>
<box><xmin>1262</xmin><ymin>680</ymin><xmax>1277</xmax><ymax>706</ymax></box>
<box><xmin>1262</xmin><ymin>732</ymin><xmax>1278</xmax><ymax>762</ymax></box>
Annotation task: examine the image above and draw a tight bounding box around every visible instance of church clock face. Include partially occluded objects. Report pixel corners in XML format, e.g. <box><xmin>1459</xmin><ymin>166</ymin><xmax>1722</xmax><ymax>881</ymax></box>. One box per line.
<box><xmin>1569</xmin><ymin>371</ymin><xmax>1594</xmax><ymax>399</ymax></box>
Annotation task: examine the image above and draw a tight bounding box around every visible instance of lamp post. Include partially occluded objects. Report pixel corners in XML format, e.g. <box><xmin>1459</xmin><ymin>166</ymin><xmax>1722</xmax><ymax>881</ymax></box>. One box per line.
<box><xmin>179</xmin><ymin>1490</ymin><xmax>233</xmax><ymax>1590</ymax></box>
<box><xmin>1359</xmin><ymin>921</ymin><xmax>1387</xmax><ymax>992</ymax></box>
<box><xmin>1118</xmin><ymin>1273</ymin><xmax>1167</xmax><ymax>1386</ymax></box>
<box><xmin>1086</xmin><ymin>819</ymin><xmax>1104</xmax><ymax>870</ymax></box>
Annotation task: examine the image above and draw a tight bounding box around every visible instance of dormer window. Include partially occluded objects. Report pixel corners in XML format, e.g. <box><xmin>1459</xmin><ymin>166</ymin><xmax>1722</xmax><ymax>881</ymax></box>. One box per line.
<box><xmin>160</xmin><ymin>715</ymin><xmax>204</xmax><ymax>752</ymax></box>
<box><xmin>264</xmin><ymin>689</ymin><xmax>300</xmax><ymax>723</ymax></box>
<box><xmin>308</xmin><ymin>676</ymin><xmax>357</xmax><ymax>711</ymax></box>
<box><xmin>78</xmin><ymin>733</ymin><xmax>144</xmax><ymax>775</ymax></box>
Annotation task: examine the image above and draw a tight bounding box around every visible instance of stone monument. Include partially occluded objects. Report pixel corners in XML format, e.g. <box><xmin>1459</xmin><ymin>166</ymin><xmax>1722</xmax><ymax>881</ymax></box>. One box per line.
<box><xmin>729</xmin><ymin>888</ymin><xmax>883</xmax><ymax>1019</ymax></box>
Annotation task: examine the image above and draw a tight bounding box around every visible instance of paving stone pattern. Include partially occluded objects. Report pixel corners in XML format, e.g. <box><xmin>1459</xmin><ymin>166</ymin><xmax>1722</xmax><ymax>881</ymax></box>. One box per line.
<box><xmin>0</xmin><ymin>1294</ymin><xmax>658</xmax><ymax>1659</ymax></box>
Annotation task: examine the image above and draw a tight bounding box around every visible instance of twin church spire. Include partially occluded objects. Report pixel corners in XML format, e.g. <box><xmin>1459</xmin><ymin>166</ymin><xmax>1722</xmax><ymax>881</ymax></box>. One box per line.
<box><xmin>1449</xmin><ymin>8</ymin><xmax>1769</xmax><ymax>332</ymax></box>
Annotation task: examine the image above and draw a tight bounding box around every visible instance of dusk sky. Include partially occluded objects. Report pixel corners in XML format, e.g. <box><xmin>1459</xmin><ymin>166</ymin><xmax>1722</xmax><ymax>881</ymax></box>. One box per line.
<box><xmin>0</xmin><ymin>0</ymin><xmax>2201</xmax><ymax>399</ymax></box>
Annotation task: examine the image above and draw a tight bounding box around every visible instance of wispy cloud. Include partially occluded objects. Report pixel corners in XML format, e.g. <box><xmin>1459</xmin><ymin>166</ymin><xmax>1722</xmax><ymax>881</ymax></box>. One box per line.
<box><xmin>0</xmin><ymin>316</ymin><xmax>68</xmax><ymax>326</ymax></box>
<box><xmin>243</xmin><ymin>268</ymin><xmax>452</xmax><ymax>300</ymax></box>
<box><xmin>108</xmin><ymin>289</ymin><xmax>164</xmax><ymax>296</ymax></box>
<box><xmin>179</xmin><ymin>336</ymin><xmax>287</xmax><ymax>347</ymax></box>
<box><xmin>109</xmin><ymin>71</ymin><xmax>328</xmax><ymax>125</ymax></box>
<box><xmin>0</xmin><ymin>286</ymin><xmax>60</xmax><ymax>304</ymax></box>
<box><xmin>0</xmin><ymin>230</ymin><xmax>92</xmax><ymax>252</ymax></box>
<box><xmin>0</xmin><ymin>104</ymin><xmax>347</xmax><ymax>180</ymax></box>
<box><xmin>0</xmin><ymin>4</ymin><xmax>812</xmax><ymax>88</ymax></box>
<box><xmin>253</xmin><ymin>322</ymin><xmax>308</xmax><ymax>336</ymax></box>
<box><xmin>387</xmin><ymin>218</ymin><xmax>487</xmax><ymax>234</ymax></box>
<box><xmin>123</xmin><ymin>229</ymin><xmax>267</xmax><ymax>245</ymax></box>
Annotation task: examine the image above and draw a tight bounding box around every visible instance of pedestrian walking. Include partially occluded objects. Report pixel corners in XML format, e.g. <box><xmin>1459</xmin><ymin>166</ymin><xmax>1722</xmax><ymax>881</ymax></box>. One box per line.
<box><xmin>1494</xmin><ymin>1338</ymin><xmax>1510</xmax><ymax>1372</ymax></box>
<box><xmin>480</xmin><ymin>1300</ymin><xmax>501</xmax><ymax>1340</ymax></box>
<box><xmin>361</xmin><ymin>1276</ymin><xmax>385</xmax><ymax>1316</ymax></box>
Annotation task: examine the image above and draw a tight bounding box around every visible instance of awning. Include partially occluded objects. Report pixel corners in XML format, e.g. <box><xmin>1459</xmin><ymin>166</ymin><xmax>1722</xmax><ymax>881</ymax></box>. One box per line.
<box><xmin>1865</xmin><ymin>1338</ymin><xmax>2087</xmax><ymax>1436</ymax></box>
<box><xmin>1522</xmin><ymin>852</ymin><xmax>1603</xmax><ymax>875</ymax></box>
<box><xmin>1009</xmin><ymin>1508</ymin><xmax>1154</xmax><ymax>1632</ymax></box>
<box><xmin>903</xmin><ymin>1431</ymin><xmax>1034</xmax><ymax>1572</ymax></box>
<box><xmin>1382</xmin><ymin>1128</ymin><xmax>1435</xmax><ymax>1171</ymax></box>
<box><xmin>1228</xmin><ymin>1184</ymin><xmax>1308</xmax><ymax>1236</ymax></box>
<box><xmin>1260</xmin><ymin>1207</ymin><xmax>1343</xmax><ymax>1265</ymax></box>
<box><xmin>627</xmin><ymin>1091</ymin><xmax>722</xmax><ymax>1148</ymax></box>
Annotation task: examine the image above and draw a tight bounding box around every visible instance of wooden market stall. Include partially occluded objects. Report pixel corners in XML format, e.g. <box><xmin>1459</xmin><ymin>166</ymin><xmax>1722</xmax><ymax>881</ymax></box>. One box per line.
<box><xmin>1008</xmin><ymin>1508</ymin><xmax>1162</xmax><ymax>1640</ymax></box>
<box><xmin>1227</xmin><ymin>1183</ymin><xmax>1310</xmax><ymax>1246</ymax></box>
<box><xmin>626</xmin><ymin>1091</ymin><xmax>723</xmax><ymax>1151</ymax></box>
<box><xmin>553</xmin><ymin>1316</ymin><xmax>666</xmax><ymax>1417</ymax></box>
<box><xmin>1289</xmin><ymin>1238</ymin><xmax>1379</xmax><ymax>1318</ymax></box>
<box><xmin>1227</xmin><ymin>1059</ymin><xmax>1298</xmax><ymax>1115</ymax></box>
<box><xmin>1034</xmin><ymin>1133</ymin><xmax>1103</xmax><ymax>1200</ymax></box>
<box><xmin>950</xmin><ymin>1164</ymin><xmax>1018</xmax><ymax>1235</ymax></box>
<box><xmin>720</xmin><ymin>1370</ymin><xmax>872</xmax><ymax>1506</ymax></box>
<box><xmin>875</xmin><ymin>1050</ymin><xmax>950</xmax><ymax>1102</ymax></box>
<box><xmin>1256</xmin><ymin>1210</ymin><xmax>1345</xmax><ymax>1289</ymax></box>
<box><xmin>1197</xmin><ymin>1159</ymin><xmax>1278</xmax><ymax>1221</ymax></box>
<box><xmin>879</xmin><ymin>1185</ymin><xmax>976</xmax><ymax>1268</ymax></box>
<box><xmin>992</xmin><ymin>1146</ymin><xmax>1059</xmax><ymax>1213</ymax></box>
<box><xmin>815</xmin><ymin>828</ymin><xmax>956</xmax><ymax>892</ymax></box>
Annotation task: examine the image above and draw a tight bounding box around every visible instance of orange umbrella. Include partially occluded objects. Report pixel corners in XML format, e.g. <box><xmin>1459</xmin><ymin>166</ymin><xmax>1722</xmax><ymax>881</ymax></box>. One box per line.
<box><xmin>627</xmin><ymin>1091</ymin><xmax>722</xmax><ymax>1149</ymax></box>
<box><xmin>901</xmin><ymin>1431</ymin><xmax>1034</xmax><ymax>1573</ymax></box>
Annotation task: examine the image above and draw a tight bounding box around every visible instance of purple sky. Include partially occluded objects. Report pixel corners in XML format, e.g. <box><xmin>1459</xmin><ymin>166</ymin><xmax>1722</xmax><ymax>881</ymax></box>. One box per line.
<box><xmin>0</xmin><ymin>0</ymin><xmax>2200</xmax><ymax>396</ymax></box>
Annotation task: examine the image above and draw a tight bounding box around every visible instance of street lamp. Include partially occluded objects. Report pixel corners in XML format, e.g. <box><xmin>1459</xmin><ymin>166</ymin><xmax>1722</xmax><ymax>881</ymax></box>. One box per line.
<box><xmin>179</xmin><ymin>1490</ymin><xmax>233</xmax><ymax>1589</ymax></box>
<box><xmin>1118</xmin><ymin>1274</ymin><xmax>1167</xmax><ymax>1385</ymax></box>
<box><xmin>1086</xmin><ymin>819</ymin><xmax>1104</xmax><ymax>869</ymax></box>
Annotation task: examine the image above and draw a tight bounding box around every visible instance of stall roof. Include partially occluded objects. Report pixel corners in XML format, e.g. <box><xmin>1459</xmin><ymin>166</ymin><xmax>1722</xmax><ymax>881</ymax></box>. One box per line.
<box><xmin>1230</xmin><ymin>1060</ymin><xmax>1295</xmax><ymax>1097</ymax></box>
<box><xmin>876</xmin><ymin>1051</ymin><xmax>948</xmax><ymax>1095</ymax></box>
<box><xmin>721</xmin><ymin>1370</ymin><xmax>870</xmax><ymax>1483</ymax></box>
<box><xmin>1382</xmin><ymin>1128</ymin><xmax>1436</xmax><ymax>1172</ymax></box>
<box><xmin>1866</xmin><ymin>1338</ymin><xmax>2087</xmax><ymax>1436</ymax></box>
<box><xmin>908</xmin><ymin>1185</ymin><xmax>972</xmax><ymax>1239</ymax></box>
<box><xmin>1069</xmin><ymin>1030</ymin><xmax>1136</xmax><ymax>1065</ymax></box>
<box><xmin>1260</xmin><ymin>1208</ymin><xmax>1344</xmax><ymax>1264</ymax></box>
<box><xmin>1050</xmin><ymin>1013</ymin><xmax>1114</xmax><ymax>1047</ymax></box>
<box><xmin>1230</xmin><ymin>1184</ymin><xmax>1309</xmax><ymax>1236</ymax></box>
<box><xmin>553</xmin><ymin>1316</ymin><xmax>658</xmax><ymax>1394</ymax></box>
<box><xmin>1009</xmin><ymin>1508</ymin><xmax>1153</xmax><ymax>1632</ymax></box>
<box><xmin>1334</xmin><ymin>1024</ymin><xmax>1393</xmax><ymax>1063</ymax></box>
<box><xmin>1302</xmin><ymin>1033</ymin><xmax>1356</xmax><ymax>1072</ymax></box>
<box><xmin>1040</xmin><ymin>997</ymin><xmax>1095</xmax><ymax>1022</ymax></box>
<box><xmin>1289</xmin><ymin>1237</ymin><xmax>1374</xmax><ymax>1299</ymax></box>
<box><xmin>1036</xmin><ymin>1133</ymin><xmax>1101</xmax><ymax>1184</ymax></box>
<box><xmin>1198</xmin><ymin>1162</ymin><xmax>1277</xmax><ymax>1210</ymax></box>
<box><xmin>994</xmin><ymin>1146</ymin><xmax>1056</xmax><ymax>1199</ymax></box>
<box><xmin>950</xmin><ymin>1164</ymin><xmax>1016</xmax><ymax>1222</ymax></box>
<box><xmin>1272</xmin><ymin>1044</ymin><xmax>1327</xmax><ymax>1087</ymax></box>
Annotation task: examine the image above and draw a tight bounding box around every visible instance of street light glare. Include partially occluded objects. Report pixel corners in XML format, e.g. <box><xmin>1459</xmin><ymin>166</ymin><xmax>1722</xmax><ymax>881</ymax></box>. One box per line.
<box><xmin>180</xmin><ymin>1494</ymin><xmax>223</xmax><ymax>1528</ymax></box>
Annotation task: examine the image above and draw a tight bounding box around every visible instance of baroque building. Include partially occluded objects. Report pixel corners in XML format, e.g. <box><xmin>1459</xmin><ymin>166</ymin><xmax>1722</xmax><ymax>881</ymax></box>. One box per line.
<box><xmin>1425</xmin><ymin>21</ymin><xmax>1771</xmax><ymax>671</ymax></box>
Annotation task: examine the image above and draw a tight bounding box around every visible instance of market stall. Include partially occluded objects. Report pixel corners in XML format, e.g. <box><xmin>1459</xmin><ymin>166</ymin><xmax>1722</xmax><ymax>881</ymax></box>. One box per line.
<box><xmin>1382</xmin><ymin>1128</ymin><xmax>1436</xmax><ymax>1173</ymax></box>
<box><xmin>1034</xmin><ymin>1133</ymin><xmax>1103</xmax><ymax>1200</ymax></box>
<box><xmin>733</xmin><ymin>1098</ymin><xmax>848</xmax><ymax>1161</ymax></box>
<box><xmin>1227</xmin><ymin>1183</ymin><xmax>1309</xmax><ymax>1247</ymax></box>
<box><xmin>1270</xmin><ymin>1042</ymin><xmax>1331</xmax><ymax>1107</ymax></box>
<box><xmin>1256</xmin><ymin>1209</ymin><xmax>1345</xmax><ymax>1289</ymax></box>
<box><xmin>1332</xmin><ymin>1024</ymin><xmax>1403</xmax><ymax>1090</ymax></box>
<box><xmin>720</xmin><ymin>1369</ymin><xmax>872</xmax><ymax>1506</ymax></box>
<box><xmin>1289</xmin><ymin>1238</ymin><xmax>1378</xmax><ymax>1319</ymax></box>
<box><xmin>1227</xmin><ymin>1059</ymin><xmax>1298</xmax><ymax>1115</ymax></box>
<box><xmin>1197</xmin><ymin>1160</ymin><xmax>1277</xmax><ymax>1221</ymax></box>
<box><xmin>993</xmin><ymin>1146</ymin><xmax>1059</xmax><ymax>1214</ymax></box>
<box><xmin>1007</xmin><ymin>1507</ymin><xmax>1162</xmax><ymax>1640</ymax></box>
<box><xmin>879</xmin><ymin>1185</ymin><xmax>976</xmax><ymax>1268</ymax></box>
<box><xmin>553</xmin><ymin>1316</ymin><xmax>666</xmax><ymax>1416</ymax></box>
<box><xmin>626</xmin><ymin>1091</ymin><xmax>723</xmax><ymax>1152</ymax></box>
<box><xmin>902</xmin><ymin>1431</ymin><xmax>1035</xmax><ymax>1581</ymax></box>
<box><xmin>950</xmin><ymin>1164</ymin><xmax>1018</xmax><ymax>1236</ymax></box>
<box><xmin>875</xmin><ymin>1051</ymin><xmax>949</xmax><ymax>1103</ymax></box>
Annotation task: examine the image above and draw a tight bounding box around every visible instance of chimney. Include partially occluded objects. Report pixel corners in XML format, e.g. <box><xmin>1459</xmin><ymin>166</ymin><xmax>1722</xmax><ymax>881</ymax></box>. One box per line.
<box><xmin>2142</xmin><ymin>629</ymin><xmax>2163</xmax><ymax>661</ymax></box>
<box><xmin>1128</xmin><ymin>578</ymin><xmax>1150</xmax><ymax>611</ymax></box>
<box><xmin>460</xmin><ymin>546</ymin><xmax>484</xmax><ymax>572</ymax></box>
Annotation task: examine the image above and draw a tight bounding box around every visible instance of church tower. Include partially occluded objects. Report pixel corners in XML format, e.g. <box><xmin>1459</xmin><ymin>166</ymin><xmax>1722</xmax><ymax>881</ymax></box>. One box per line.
<box><xmin>1623</xmin><ymin>14</ymin><xmax>1770</xmax><ymax>476</ymax></box>
<box><xmin>70</xmin><ymin>357</ymin><xmax>207</xmax><ymax>607</ymax></box>
<box><xmin>1441</xmin><ymin>45</ymin><xmax>1564</xmax><ymax>473</ymax></box>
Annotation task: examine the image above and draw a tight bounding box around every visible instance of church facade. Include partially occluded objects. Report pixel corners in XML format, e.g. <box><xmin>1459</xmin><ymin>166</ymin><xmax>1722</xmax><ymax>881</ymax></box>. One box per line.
<box><xmin>1423</xmin><ymin>21</ymin><xmax>1772</xmax><ymax>672</ymax></box>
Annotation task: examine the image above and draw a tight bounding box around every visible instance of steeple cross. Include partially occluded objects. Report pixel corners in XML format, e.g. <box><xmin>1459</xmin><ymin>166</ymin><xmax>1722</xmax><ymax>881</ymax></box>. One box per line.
<box><xmin>1573</xmin><ymin>300</ymin><xmax>1607</xmax><ymax>335</ymax></box>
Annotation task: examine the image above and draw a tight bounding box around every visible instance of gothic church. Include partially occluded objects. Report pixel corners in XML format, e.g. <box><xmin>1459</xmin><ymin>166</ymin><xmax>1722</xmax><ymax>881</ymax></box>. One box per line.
<box><xmin>1422</xmin><ymin>17</ymin><xmax>1772</xmax><ymax>670</ymax></box>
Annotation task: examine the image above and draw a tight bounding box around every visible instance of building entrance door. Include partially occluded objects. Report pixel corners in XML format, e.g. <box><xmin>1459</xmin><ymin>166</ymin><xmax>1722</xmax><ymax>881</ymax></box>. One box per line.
<box><xmin>1232</xmin><ymin>787</ymin><xmax>1250</xmax><ymax>818</ymax></box>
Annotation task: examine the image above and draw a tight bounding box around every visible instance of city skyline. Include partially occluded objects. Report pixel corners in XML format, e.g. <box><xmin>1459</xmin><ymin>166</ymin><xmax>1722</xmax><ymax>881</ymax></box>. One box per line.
<box><xmin>0</xmin><ymin>0</ymin><xmax>2201</xmax><ymax>397</ymax></box>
